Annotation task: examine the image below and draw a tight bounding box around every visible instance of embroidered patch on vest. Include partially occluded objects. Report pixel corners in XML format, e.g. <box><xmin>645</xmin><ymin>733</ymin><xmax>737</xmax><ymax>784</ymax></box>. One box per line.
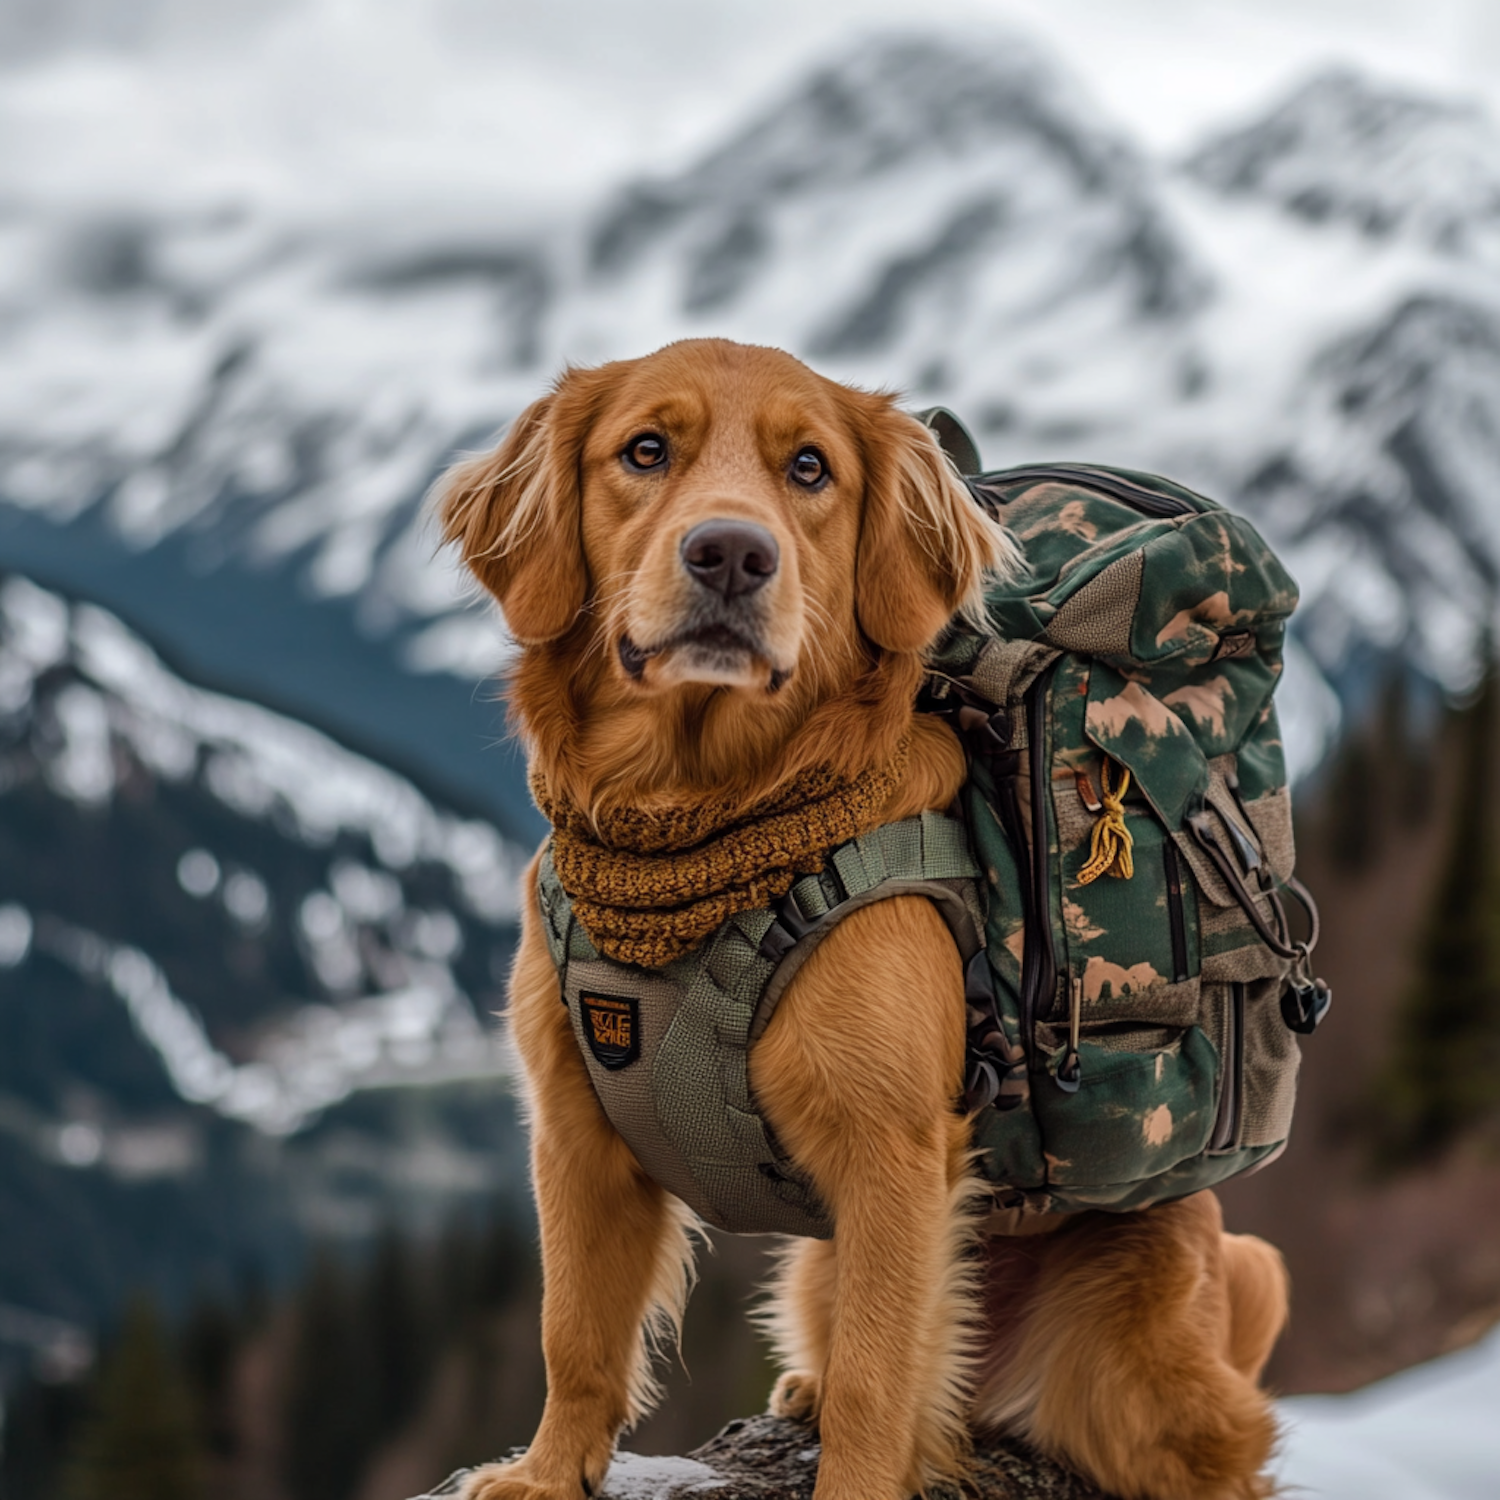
<box><xmin>581</xmin><ymin>992</ymin><xmax>640</xmax><ymax>1070</ymax></box>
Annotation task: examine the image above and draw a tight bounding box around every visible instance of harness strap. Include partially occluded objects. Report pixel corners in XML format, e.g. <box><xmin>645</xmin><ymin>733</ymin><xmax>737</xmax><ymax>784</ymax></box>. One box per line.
<box><xmin>535</xmin><ymin>811</ymin><xmax>986</xmax><ymax>1238</ymax></box>
<box><xmin>750</xmin><ymin>812</ymin><xmax>984</xmax><ymax>1043</ymax></box>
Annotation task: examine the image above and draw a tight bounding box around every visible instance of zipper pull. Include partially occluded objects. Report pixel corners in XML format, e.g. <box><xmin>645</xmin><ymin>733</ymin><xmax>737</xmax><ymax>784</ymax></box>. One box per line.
<box><xmin>1075</xmin><ymin>769</ymin><xmax>1103</xmax><ymax>813</ymax></box>
<box><xmin>1056</xmin><ymin>973</ymin><xmax>1083</xmax><ymax>1093</ymax></box>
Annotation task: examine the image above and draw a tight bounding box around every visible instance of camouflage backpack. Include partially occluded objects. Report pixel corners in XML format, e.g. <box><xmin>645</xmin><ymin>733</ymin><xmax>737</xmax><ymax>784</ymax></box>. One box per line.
<box><xmin>920</xmin><ymin>418</ymin><xmax>1329</xmax><ymax>1216</ymax></box>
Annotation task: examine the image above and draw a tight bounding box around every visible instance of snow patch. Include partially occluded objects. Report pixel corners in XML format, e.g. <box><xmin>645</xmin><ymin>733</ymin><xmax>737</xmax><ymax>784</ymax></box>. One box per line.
<box><xmin>1277</xmin><ymin>1325</ymin><xmax>1500</xmax><ymax>1499</ymax></box>
<box><xmin>27</xmin><ymin>905</ymin><xmax>511</xmax><ymax>1136</ymax></box>
<box><xmin>600</xmin><ymin>1455</ymin><xmax>726</xmax><ymax>1499</ymax></box>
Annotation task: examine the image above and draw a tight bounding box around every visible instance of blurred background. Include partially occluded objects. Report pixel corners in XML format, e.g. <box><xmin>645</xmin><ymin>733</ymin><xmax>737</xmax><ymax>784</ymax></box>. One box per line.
<box><xmin>0</xmin><ymin>1</ymin><xmax>1498</xmax><ymax>1496</ymax></box>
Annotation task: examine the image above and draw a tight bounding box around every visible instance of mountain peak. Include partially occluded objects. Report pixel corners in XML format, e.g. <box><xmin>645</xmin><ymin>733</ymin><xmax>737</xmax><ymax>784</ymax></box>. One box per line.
<box><xmin>1185</xmin><ymin>68</ymin><xmax>1500</xmax><ymax>255</ymax></box>
<box><xmin>588</xmin><ymin>31</ymin><xmax>1135</xmax><ymax>280</ymax></box>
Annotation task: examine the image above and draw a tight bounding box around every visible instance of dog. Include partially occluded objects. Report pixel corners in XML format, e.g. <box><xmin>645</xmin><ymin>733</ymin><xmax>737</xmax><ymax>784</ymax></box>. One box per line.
<box><xmin>438</xmin><ymin>338</ymin><xmax>1290</xmax><ymax>1500</ymax></box>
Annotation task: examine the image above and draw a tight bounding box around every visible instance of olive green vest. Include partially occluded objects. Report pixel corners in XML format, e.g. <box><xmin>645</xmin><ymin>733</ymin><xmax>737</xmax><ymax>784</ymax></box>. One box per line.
<box><xmin>536</xmin><ymin>812</ymin><xmax>984</xmax><ymax>1238</ymax></box>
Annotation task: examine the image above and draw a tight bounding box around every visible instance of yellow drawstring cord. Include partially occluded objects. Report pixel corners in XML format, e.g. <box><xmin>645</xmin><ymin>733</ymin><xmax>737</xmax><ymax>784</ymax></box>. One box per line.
<box><xmin>1077</xmin><ymin>760</ymin><xmax>1134</xmax><ymax>884</ymax></box>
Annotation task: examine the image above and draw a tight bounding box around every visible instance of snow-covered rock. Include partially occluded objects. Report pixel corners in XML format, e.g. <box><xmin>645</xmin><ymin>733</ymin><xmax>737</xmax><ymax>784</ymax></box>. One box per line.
<box><xmin>411</xmin><ymin>1412</ymin><xmax>1108</xmax><ymax>1499</ymax></box>
<box><xmin>411</xmin><ymin>1329</ymin><xmax>1500</xmax><ymax>1500</ymax></box>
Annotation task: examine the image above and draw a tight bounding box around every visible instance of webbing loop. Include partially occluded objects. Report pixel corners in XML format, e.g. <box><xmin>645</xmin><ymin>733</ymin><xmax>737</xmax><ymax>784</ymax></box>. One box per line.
<box><xmin>1077</xmin><ymin>760</ymin><xmax>1135</xmax><ymax>884</ymax></box>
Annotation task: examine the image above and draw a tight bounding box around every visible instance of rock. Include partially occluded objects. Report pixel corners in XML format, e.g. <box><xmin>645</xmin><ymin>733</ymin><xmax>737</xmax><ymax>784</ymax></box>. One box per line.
<box><xmin>412</xmin><ymin>1414</ymin><xmax>1113</xmax><ymax>1499</ymax></box>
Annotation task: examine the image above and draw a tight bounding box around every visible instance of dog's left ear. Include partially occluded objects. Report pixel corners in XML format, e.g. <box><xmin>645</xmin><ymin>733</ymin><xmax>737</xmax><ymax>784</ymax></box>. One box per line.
<box><xmin>855</xmin><ymin>403</ymin><xmax>1020</xmax><ymax>654</ymax></box>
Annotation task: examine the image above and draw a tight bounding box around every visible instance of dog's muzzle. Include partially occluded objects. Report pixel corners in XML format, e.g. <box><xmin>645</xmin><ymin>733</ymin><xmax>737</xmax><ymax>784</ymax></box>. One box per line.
<box><xmin>618</xmin><ymin>518</ymin><xmax>789</xmax><ymax>689</ymax></box>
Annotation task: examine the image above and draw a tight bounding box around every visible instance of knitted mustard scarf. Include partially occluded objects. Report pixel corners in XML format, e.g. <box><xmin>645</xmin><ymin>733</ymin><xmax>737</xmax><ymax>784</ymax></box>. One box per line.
<box><xmin>533</xmin><ymin>742</ymin><xmax>909</xmax><ymax>969</ymax></box>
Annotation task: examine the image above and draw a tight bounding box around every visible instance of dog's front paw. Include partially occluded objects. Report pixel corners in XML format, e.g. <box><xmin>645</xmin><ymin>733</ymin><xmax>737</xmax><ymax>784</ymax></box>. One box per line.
<box><xmin>769</xmin><ymin>1369</ymin><xmax>822</xmax><ymax>1424</ymax></box>
<box><xmin>460</xmin><ymin>1460</ymin><xmax>584</xmax><ymax>1500</ymax></box>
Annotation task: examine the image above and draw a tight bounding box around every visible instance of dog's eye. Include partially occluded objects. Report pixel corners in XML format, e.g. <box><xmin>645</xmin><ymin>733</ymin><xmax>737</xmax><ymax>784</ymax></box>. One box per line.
<box><xmin>789</xmin><ymin>447</ymin><xmax>828</xmax><ymax>489</ymax></box>
<box><xmin>622</xmin><ymin>433</ymin><xmax>668</xmax><ymax>471</ymax></box>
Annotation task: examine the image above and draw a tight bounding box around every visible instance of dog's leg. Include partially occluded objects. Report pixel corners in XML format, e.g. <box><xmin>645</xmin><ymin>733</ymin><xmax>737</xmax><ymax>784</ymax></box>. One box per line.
<box><xmin>977</xmin><ymin>1192</ymin><xmax>1282</xmax><ymax>1500</ymax></box>
<box><xmin>753</xmin><ymin>898</ymin><xmax>977</xmax><ymax>1500</ymax></box>
<box><xmin>464</xmin><ymin>871</ymin><xmax>697</xmax><ymax>1500</ymax></box>
<box><xmin>762</xmin><ymin>1238</ymin><xmax>836</xmax><ymax>1423</ymax></box>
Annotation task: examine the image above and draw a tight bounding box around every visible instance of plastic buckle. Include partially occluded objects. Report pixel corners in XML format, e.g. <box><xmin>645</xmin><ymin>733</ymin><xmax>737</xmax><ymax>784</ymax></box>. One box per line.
<box><xmin>957</xmin><ymin>705</ymin><xmax>1012</xmax><ymax>755</ymax></box>
<box><xmin>757</xmin><ymin>888</ymin><xmax>822</xmax><ymax>961</ymax></box>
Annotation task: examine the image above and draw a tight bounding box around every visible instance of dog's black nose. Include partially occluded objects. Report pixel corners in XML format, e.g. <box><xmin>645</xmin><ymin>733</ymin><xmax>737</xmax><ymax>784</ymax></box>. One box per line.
<box><xmin>680</xmin><ymin>520</ymin><xmax>779</xmax><ymax>599</ymax></box>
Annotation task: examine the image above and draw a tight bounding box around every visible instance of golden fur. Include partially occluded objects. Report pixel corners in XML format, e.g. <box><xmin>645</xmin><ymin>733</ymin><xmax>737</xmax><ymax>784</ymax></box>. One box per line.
<box><xmin>438</xmin><ymin>339</ymin><xmax>1289</xmax><ymax>1500</ymax></box>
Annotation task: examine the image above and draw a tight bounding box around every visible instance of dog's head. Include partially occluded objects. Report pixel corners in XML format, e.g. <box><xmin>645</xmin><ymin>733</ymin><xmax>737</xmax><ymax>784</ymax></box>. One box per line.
<box><xmin>441</xmin><ymin>339</ymin><xmax>1013</xmax><ymax>687</ymax></box>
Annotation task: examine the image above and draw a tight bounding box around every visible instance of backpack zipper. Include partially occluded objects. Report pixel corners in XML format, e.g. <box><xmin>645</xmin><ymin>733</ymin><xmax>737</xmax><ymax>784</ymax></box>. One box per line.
<box><xmin>971</xmin><ymin>464</ymin><xmax>1197</xmax><ymax>519</ymax></box>
<box><xmin>1162</xmin><ymin>838</ymin><xmax>1189</xmax><ymax>984</ymax></box>
<box><xmin>1209</xmin><ymin>981</ymin><xmax>1245</xmax><ymax>1152</ymax></box>
<box><xmin>1019</xmin><ymin>668</ymin><xmax>1058</xmax><ymax>1066</ymax></box>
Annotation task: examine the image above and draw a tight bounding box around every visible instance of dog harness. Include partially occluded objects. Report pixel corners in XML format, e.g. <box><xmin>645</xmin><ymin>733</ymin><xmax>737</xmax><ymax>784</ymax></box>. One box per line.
<box><xmin>537</xmin><ymin>811</ymin><xmax>984</xmax><ymax>1237</ymax></box>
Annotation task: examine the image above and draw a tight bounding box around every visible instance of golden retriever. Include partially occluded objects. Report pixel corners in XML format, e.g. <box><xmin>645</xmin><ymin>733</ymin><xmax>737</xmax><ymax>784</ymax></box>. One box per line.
<box><xmin>438</xmin><ymin>338</ymin><xmax>1289</xmax><ymax>1500</ymax></box>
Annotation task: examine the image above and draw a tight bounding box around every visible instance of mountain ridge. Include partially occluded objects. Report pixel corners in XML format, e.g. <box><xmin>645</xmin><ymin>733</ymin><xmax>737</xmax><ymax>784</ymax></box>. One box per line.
<box><xmin>2</xmin><ymin>31</ymin><xmax>1499</xmax><ymax>799</ymax></box>
<box><xmin>0</xmin><ymin>569</ymin><xmax>529</xmax><ymax>1346</ymax></box>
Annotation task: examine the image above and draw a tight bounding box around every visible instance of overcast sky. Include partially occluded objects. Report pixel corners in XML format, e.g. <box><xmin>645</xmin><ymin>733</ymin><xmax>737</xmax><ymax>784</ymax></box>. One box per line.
<box><xmin>2</xmin><ymin>0</ymin><xmax>1498</xmax><ymax>215</ymax></box>
<box><xmin>448</xmin><ymin>0</ymin><xmax>1500</xmax><ymax>156</ymax></box>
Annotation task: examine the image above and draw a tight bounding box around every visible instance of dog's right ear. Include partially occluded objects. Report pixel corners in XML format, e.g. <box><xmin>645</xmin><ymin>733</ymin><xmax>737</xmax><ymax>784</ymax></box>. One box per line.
<box><xmin>855</xmin><ymin>401</ymin><xmax>1020</xmax><ymax>655</ymax></box>
<box><xmin>435</xmin><ymin>380</ymin><xmax>593</xmax><ymax>644</ymax></box>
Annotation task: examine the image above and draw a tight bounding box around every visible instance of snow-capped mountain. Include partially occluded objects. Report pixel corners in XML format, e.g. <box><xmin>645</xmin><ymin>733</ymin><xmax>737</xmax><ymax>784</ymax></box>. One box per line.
<box><xmin>574</xmin><ymin>36</ymin><xmax>1207</xmax><ymax>416</ymax></box>
<box><xmin>2</xmin><ymin>15</ymin><xmax>1498</xmax><ymax>1414</ymax></box>
<box><xmin>2</xmin><ymin>32</ymin><xmax>1499</xmax><ymax>795</ymax></box>
<box><xmin>564</xmin><ymin>49</ymin><xmax>1500</xmax><ymax>732</ymax></box>
<box><xmin>1232</xmin><ymin>292</ymin><xmax>1500</xmax><ymax>699</ymax></box>
<box><xmin>1185</xmin><ymin>69</ymin><xmax>1500</xmax><ymax>259</ymax></box>
<box><xmin>0</xmin><ymin>571</ymin><xmax>529</xmax><ymax>1333</ymax></box>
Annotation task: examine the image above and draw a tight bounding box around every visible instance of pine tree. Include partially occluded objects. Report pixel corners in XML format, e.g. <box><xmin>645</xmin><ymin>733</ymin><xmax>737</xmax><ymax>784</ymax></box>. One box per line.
<box><xmin>0</xmin><ymin>1370</ymin><xmax>89</xmax><ymax>1500</ymax></box>
<box><xmin>179</xmin><ymin>1291</ymin><xmax>242</xmax><ymax>1464</ymax></box>
<box><xmin>63</xmin><ymin>1296</ymin><xmax>206</xmax><ymax>1500</ymax></box>
<box><xmin>433</xmin><ymin>1214</ymin><xmax>481</xmax><ymax>1341</ymax></box>
<box><xmin>359</xmin><ymin>1227</ymin><xmax>432</xmax><ymax>1441</ymax></box>
<box><xmin>1379</xmin><ymin>644</ymin><xmax>1500</xmax><ymax>1159</ymax></box>
<box><xmin>1377</xmin><ymin>669</ymin><xmax>1434</xmax><ymax>828</ymax></box>
<box><xmin>1322</xmin><ymin>667</ymin><xmax>1436</xmax><ymax>874</ymax></box>
<box><xmin>471</xmin><ymin>1215</ymin><xmax>534</xmax><ymax>1312</ymax></box>
<box><xmin>280</xmin><ymin>1249</ymin><xmax>366</xmax><ymax>1500</ymax></box>
<box><xmin>1325</xmin><ymin>731</ymin><xmax>1383</xmax><ymax>872</ymax></box>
